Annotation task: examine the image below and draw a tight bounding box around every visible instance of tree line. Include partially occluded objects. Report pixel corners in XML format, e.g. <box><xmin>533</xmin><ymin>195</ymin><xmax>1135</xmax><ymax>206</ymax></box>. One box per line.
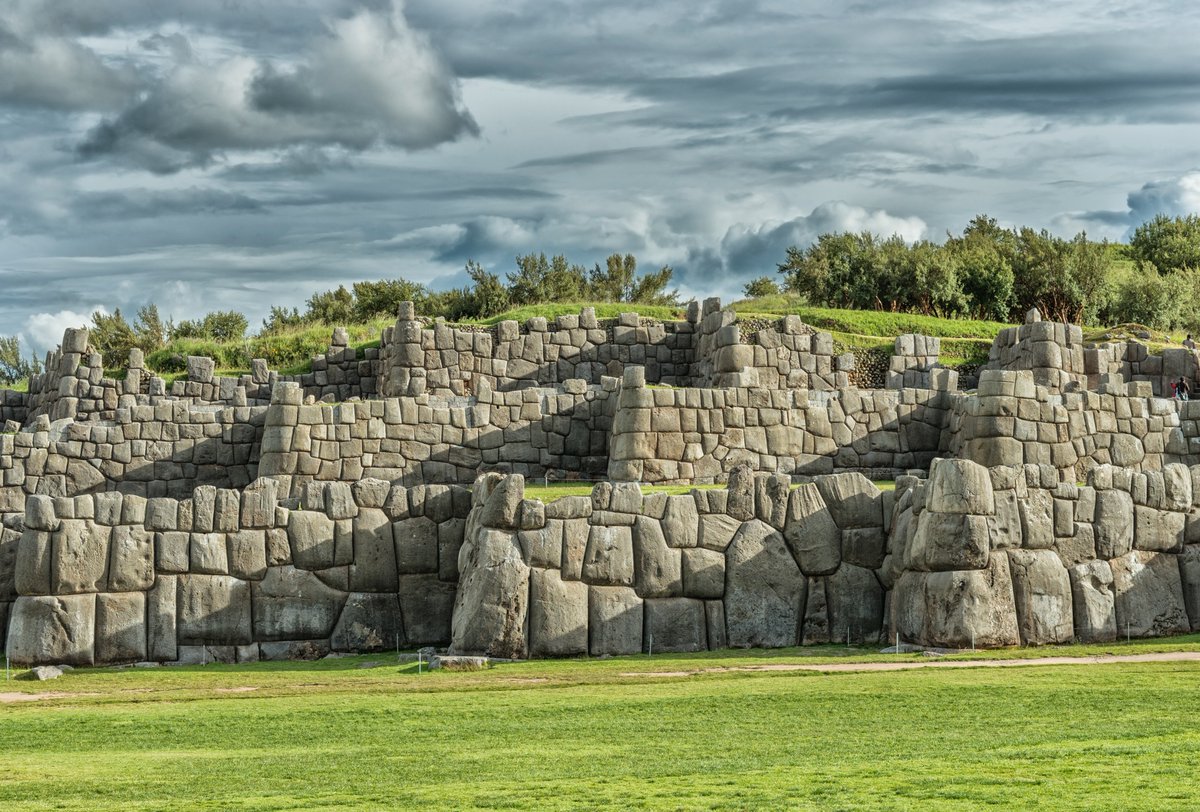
<box><xmin>745</xmin><ymin>213</ymin><xmax>1200</xmax><ymax>329</ymax></box>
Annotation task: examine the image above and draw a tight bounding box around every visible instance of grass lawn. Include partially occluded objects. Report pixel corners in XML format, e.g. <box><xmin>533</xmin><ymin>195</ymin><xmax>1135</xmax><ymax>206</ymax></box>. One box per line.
<box><xmin>3</xmin><ymin>639</ymin><xmax>1200</xmax><ymax>810</ymax></box>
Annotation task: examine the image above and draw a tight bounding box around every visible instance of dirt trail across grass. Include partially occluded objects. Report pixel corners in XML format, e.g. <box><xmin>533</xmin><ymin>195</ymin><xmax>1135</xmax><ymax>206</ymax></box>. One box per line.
<box><xmin>621</xmin><ymin>650</ymin><xmax>1200</xmax><ymax>677</ymax></box>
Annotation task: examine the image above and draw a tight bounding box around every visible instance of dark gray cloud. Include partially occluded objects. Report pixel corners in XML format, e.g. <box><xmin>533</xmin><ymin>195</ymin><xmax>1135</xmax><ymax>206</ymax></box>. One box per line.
<box><xmin>3</xmin><ymin>0</ymin><xmax>1200</xmax><ymax>350</ymax></box>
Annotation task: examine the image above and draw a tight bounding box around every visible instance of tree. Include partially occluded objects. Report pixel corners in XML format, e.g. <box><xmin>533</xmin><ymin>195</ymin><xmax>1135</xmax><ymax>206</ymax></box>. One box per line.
<box><xmin>261</xmin><ymin>306</ymin><xmax>305</xmax><ymax>335</ymax></box>
<box><xmin>508</xmin><ymin>254</ymin><xmax>588</xmax><ymax>305</ymax></box>
<box><xmin>0</xmin><ymin>335</ymin><xmax>39</xmax><ymax>386</ymax></box>
<box><xmin>352</xmin><ymin>279</ymin><xmax>430</xmax><ymax>321</ymax></box>
<box><xmin>171</xmin><ymin>310</ymin><xmax>249</xmax><ymax>342</ymax></box>
<box><xmin>305</xmin><ymin>286</ymin><xmax>355</xmax><ymax>324</ymax></box>
<box><xmin>1130</xmin><ymin>214</ymin><xmax>1200</xmax><ymax>273</ymax></box>
<box><xmin>90</xmin><ymin>309</ymin><xmax>138</xmax><ymax>368</ymax></box>
<box><xmin>743</xmin><ymin>276</ymin><xmax>781</xmax><ymax>298</ymax></box>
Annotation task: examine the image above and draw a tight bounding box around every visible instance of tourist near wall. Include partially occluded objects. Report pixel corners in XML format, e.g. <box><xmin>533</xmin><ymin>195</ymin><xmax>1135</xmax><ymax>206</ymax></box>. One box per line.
<box><xmin>5</xmin><ymin>295</ymin><xmax>1200</xmax><ymax>665</ymax></box>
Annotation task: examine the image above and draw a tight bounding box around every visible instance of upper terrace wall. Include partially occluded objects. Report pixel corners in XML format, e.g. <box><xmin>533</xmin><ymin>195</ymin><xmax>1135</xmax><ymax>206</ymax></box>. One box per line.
<box><xmin>607</xmin><ymin>369</ymin><xmax>951</xmax><ymax>484</ymax></box>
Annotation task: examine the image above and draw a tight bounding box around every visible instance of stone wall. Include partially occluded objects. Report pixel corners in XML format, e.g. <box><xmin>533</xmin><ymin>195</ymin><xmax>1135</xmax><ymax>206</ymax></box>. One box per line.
<box><xmin>892</xmin><ymin>458</ymin><xmax>1200</xmax><ymax>648</ymax></box>
<box><xmin>985</xmin><ymin>311</ymin><xmax>1087</xmax><ymax>391</ymax></box>
<box><xmin>4</xmin><ymin>478</ymin><xmax>469</xmax><ymax>664</ymax></box>
<box><xmin>607</xmin><ymin>368</ymin><xmax>951</xmax><ymax>483</ymax></box>
<box><xmin>258</xmin><ymin>379</ymin><xmax>617</xmax><ymax>496</ymax></box>
<box><xmin>949</xmin><ymin>369</ymin><xmax>1200</xmax><ymax>479</ymax></box>
<box><xmin>449</xmin><ymin>469</ymin><xmax>892</xmax><ymax>658</ymax></box>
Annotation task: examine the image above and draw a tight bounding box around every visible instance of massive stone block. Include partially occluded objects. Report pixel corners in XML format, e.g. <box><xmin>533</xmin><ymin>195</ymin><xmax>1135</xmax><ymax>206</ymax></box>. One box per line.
<box><xmin>394</xmin><ymin>517</ymin><xmax>438</xmax><ymax>575</ymax></box>
<box><xmin>148</xmin><ymin>575</ymin><xmax>177</xmax><ymax>661</ymax></box>
<box><xmin>288</xmin><ymin>510</ymin><xmax>336</xmax><ymax>570</ymax></box>
<box><xmin>644</xmin><ymin>597</ymin><xmax>707</xmax><ymax>653</ymax></box>
<box><xmin>1094</xmin><ymin>489</ymin><xmax>1134</xmax><ymax>559</ymax></box>
<box><xmin>107</xmin><ymin>526</ymin><xmax>154</xmax><ymax>591</ymax></box>
<box><xmin>350</xmin><ymin>509</ymin><xmax>397</xmax><ymax>591</ymax></box>
<box><xmin>450</xmin><ymin>528</ymin><xmax>529</xmax><ymax>658</ymax></box>
<box><xmin>6</xmin><ymin>594</ymin><xmax>96</xmax><ymax>666</ymax></box>
<box><xmin>1181</xmin><ymin>546</ymin><xmax>1200</xmax><ymax>632</ymax></box>
<box><xmin>178</xmin><ymin>574</ymin><xmax>253</xmax><ymax>645</ymax></box>
<box><xmin>331</xmin><ymin>593</ymin><xmax>402</xmax><ymax>652</ymax></box>
<box><xmin>826</xmin><ymin>563</ymin><xmax>885</xmax><ymax>645</ymax></box>
<box><xmin>95</xmin><ymin>591</ymin><xmax>147</xmax><ymax>664</ymax></box>
<box><xmin>926</xmin><ymin>458</ymin><xmax>995</xmax><ymax>515</ymax></box>
<box><xmin>661</xmin><ymin>495</ymin><xmax>698</xmax><ymax>548</ymax></box>
<box><xmin>906</xmin><ymin>512</ymin><xmax>992</xmax><ymax>572</ymax></box>
<box><xmin>529</xmin><ymin>568</ymin><xmax>588</xmax><ymax>657</ymax></box>
<box><xmin>1134</xmin><ymin>507</ymin><xmax>1185</xmax><ymax>553</ymax></box>
<box><xmin>1068</xmin><ymin>560</ymin><xmax>1117</xmax><ymax>643</ymax></box>
<box><xmin>724</xmin><ymin>519</ymin><xmax>804</xmax><ymax>648</ymax></box>
<box><xmin>632</xmin><ymin>517</ymin><xmax>682</xmax><ymax>598</ymax></box>
<box><xmin>1007</xmin><ymin>549</ymin><xmax>1073</xmax><ymax>645</ymax></box>
<box><xmin>588</xmin><ymin>586</ymin><xmax>642</xmax><ymax>655</ymax></box>
<box><xmin>581</xmin><ymin>525</ymin><xmax>634</xmax><ymax>587</ymax></box>
<box><xmin>681</xmin><ymin>547</ymin><xmax>725</xmax><ymax>599</ymax></box>
<box><xmin>894</xmin><ymin>555</ymin><xmax>1019</xmax><ymax>648</ymax></box>
<box><xmin>783</xmin><ymin>483</ymin><xmax>840</xmax><ymax>576</ymax></box>
<box><xmin>398</xmin><ymin>574</ymin><xmax>457</xmax><ymax>646</ymax></box>
<box><xmin>251</xmin><ymin>566</ymin><xmax>345</xmax><ymax>642</ymax></box>
<box><xmin>51</xmin><ymin>520</ymin><xmax>109</xmax><ymax>594</ymax></box>
<box><xmin>814</xmin><ymin>472</ymin><xmax>882</xmax><ymax>528</ymax></box>
<box><xmin>15</xmin><ymin>529</ymin><xmax>52</xmax><ymax>596</ymax></box>
<box><xmin>1110</xmin><ymin>551</ymin><xmax>1189</xmax><ymax>638</ymax></box>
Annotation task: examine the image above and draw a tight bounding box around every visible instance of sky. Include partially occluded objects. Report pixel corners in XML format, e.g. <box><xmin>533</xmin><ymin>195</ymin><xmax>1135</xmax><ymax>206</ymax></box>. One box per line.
<box><xmin>3</xmin><ymin>0</ymin><xmax>1200</xmax><ymax>353</ymax></box>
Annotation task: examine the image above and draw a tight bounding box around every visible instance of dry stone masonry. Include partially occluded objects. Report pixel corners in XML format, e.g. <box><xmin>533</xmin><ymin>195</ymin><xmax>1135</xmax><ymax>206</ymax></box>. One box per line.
<box><xmin>4</xmin><ymin>296</ymin><xmax>1200</xmax><ymax>665</ymax></box>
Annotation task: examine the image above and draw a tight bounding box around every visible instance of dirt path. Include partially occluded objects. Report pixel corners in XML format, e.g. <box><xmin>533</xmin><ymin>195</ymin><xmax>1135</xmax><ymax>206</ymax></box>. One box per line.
<box><xmin>620</xmin><ymin>650</ymin><xmax>1200</xmax><ymax>678</ymax></box>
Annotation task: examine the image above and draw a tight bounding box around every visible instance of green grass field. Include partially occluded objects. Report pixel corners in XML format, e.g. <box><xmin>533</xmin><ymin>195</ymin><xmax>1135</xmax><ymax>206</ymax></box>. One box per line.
<box><xmin>3</xmin><ymin>639</ymin><xmax>1200</xmax><ymax>810</ymax></box>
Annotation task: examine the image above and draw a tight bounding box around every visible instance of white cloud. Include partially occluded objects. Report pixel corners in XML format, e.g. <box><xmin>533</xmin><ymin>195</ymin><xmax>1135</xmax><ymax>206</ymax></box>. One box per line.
<box><xmin>25</xmin><ymin>308</ymin><xmax>102</xmax><ymax>354</ymax></box>
<box><xmin>719</xmin><ymin>201</ymin><xmax>929</xmax><ymax>278</ymax></box>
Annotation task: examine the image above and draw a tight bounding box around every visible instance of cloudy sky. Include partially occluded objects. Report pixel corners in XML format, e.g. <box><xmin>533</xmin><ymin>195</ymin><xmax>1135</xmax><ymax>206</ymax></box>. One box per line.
<box><xmin>3</xmin><ymin>0</ymin><xmax>1200</xmax><ymax>351</ymax></box>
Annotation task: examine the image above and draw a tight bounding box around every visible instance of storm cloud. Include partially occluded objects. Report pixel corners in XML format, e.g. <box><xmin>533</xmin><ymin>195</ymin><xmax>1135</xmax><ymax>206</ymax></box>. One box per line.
<box><xmin>2</xmin><ymin>0</ymin><xmax>1200</xmax><ymax>350</ymax></box>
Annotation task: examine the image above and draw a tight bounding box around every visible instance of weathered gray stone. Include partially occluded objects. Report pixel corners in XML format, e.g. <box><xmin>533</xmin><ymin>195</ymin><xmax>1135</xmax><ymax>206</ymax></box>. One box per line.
<box><xmin>251</xmin><ymin>566</ymin><xmax>345</xmax><ymax>642</ymax></box>
<box><xmin>698</xmin><ymin>513</ymin><xmax>741</xmax><ymax>552</ymax></box>
<box><xmin>1020</xmin><ymin>489</ymin><xmax>1054</xmax><ymax>550</ymax></box>
<box><xmin>147</xmin><ymin>575</ymin><xmax>177</xmax><ymax>661</ymax></box>
<box><xmin>107</xmin><ymin>526</ymin><xmax>154</xmax><ymax>591</ymax></box>
<box><xmin>1181</xmin><ymin>546</ymin><xmax>1200</xmax><ymax>631</ymax></box>
<box><xmin>189</xmin><ymin>533</ymin><xmax>228</xmax><ymax>575</ymax></box>
<box><xmin>227</xmin><ymin>530</ymin><xmax>268</xmax><ymax>581</ymax></box>
<box><xmin>1094</xmin><ymin>489</ymin><xmax>1134</xmax><ymax>559</ymax></box>
<box><xmin>529</xmin><ymin>568</ymin><xmax>588</xmax><ymax>656</ymax></box>
<box><xmin>450</xmin><ymin>527</ymin><xmax>529</xmax><ymax>658</ymax></box>
<box><xmin>560</xmin><ymin>518</ymin><xmax>589</xmax><ymax>581</ymax></box>
<box><xmin>661</xmin><ymin>495</ymin><xmax>698</xmax><ymax>548</ymax></box>
<box><xmin>725</xmin><ymin>464</ymin><xmax>755</xmax><ymax>521</ymax></box>
<box><xmin>177</xmin><ymin>574</ymin><xmax>253</xmax><ymax>645</ymax></box>
<box><xmin>906</xmin><ymin>512</ymin><xmax>992</xmax><ymax>572</ymax></box>
<box><xmin>841</xmin><ymin>527</ymin><xmax>886</xmax><ymax>570</ymax></box>
<box><xmin>1068</xmin><ymin>560</ymin><xmax>1116</xmax><ymax>642</ymax></box>
<box><xmin>587</xmin><ymin>586</ymin><xmax>642</xmax><ymax>655</ymax></box>
<box><xmin>632</xmin><ymin>516</ymin><xmax>682</xmax><ymax>598</ymax></box>
<box><xmin>681</xmin><ymin>547</ymin><xmax>725</xmax><ymax>599</ymax></box>
<box><xmin>394</xmin><ymin>516</ymin><xmax>438</xmax><ymax>574</ymax></box>
<box><xmin>51</xmin><ymin>520</ymin><xmax>109</xmax><ymax>594</ymax></box>
<box><xmin>24</xmin><ymin>494</ymin><xmax>58</xmax><ymax>531</ymax></box>
<box><xmin>349</xmin><ymin>508</ymin><xmax>396</xmax><ymax>591</ymax></box>
<box><xmin>331</xmin><ymin>593</ymin><xmax>402</xmax><ymax>652</ymax></box>
<box><xmin>288</xmin><ymin>510</ymin><xmax>336</xmax><ymax>570</ymax></box>
<box><xmin>1007</xmin><ymin>549</ymin><xmax>1073</xmax><ymax>645</ymax></box>
<box><xmin>1109</xmin><ymin>551</ymin><xmax>1189</xmax><ymax>638</ymax></box>
<box><xmin>398</xmin><ymin>574</ymin><xmax>457</xmax><ymax>646</ymax></box>
<box><xmin>644</xmin><ymin>597</ymin><xmax>707</xmax><ymax>652</ymax></box>
<box><xmin>826</xmin><ymin>563</ymin><xmax>885</xmax><ymax>644</ymax></box>
<box><xmin>518</xmin><ymin>520</ymin><xmax>562</xmax><ymax>569</ymax></box>
<box><xmin>581</xmin><ymin>525</ymin><xmax>634</xmax><ymax>587</ymax></box>
<box><xmin>1134</xmin><ymin>506</ymin><xmax>1185</xmax><ymax>553</ymax></box>
<box><xmin>724</xmin><ymin>520</ymin><xmax>804</xmax><ymax>648</ymax></box>
<box><xmin>155</xmin><ymin>531</ymin><xmax>189</xmax><ymax>574</ymax></box>
<box><xmin>95</xmin><ymin>591</ymin><xmax>146</xmax><ymax>664</ymax></box>
<box><xmin>926</xmin><ymin>458</ymin><xmax>995</xmax><ymax>515</ymax></box>
<box><xmin>15</xmin><ymin>529</ymin><xmax>52</xmax><ymax>595</ymax></box>
<box><xmin>477</xmin><ymin>474</ymin><xmax>525</xmax><ymax>529</ymax></box>
<box><xmin>895</xmin><ymin>555</ymin><xmax>1020</xmax><ymax>648</ymax></box>
<box><xmin>784</xmin><ymin>483</ymin><xmax>840</xmax><ymax>576</ymax></box>
<box><xmin>814</xmin><ymin>472</ymin><xmax>882</xmax><ymax>528</ymax></box>
<box><xmin>5</xmin><ymin>594</ymin><xmax>96</xmax><ymax>666</ymax></box>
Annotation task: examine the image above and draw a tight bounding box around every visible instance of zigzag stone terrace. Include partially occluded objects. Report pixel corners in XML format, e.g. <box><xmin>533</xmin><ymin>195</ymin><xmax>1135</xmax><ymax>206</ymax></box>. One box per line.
<box><xmin>4</xmin><ymin>299</ymin><xmax>1200</xmax><ymax>665</ymax></box>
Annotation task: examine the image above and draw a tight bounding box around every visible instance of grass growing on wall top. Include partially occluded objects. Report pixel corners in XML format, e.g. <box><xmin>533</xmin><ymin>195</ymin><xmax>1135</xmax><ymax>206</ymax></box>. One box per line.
<box><xmin>523</xmin><ymin>480</ymin><xmax>897</xmax><ymax>502</ymax></box>
<box><xmin>3</xmin><ymin>644</ymin><xmax>1200</xmax><ymax>810</ymax></box>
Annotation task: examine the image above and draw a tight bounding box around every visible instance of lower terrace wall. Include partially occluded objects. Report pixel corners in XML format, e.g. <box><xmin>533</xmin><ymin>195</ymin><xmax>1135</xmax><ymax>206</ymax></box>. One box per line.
<box><xmin>4</xmin><ymin>479</ymin><xmax>469</xmax><ymax>665</ymax></box>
